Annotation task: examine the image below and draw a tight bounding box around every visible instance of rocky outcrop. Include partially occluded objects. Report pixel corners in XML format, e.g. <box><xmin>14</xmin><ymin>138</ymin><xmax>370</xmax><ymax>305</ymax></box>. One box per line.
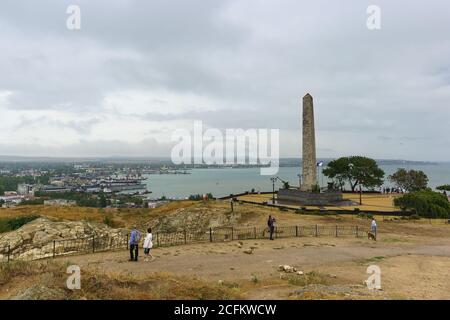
<box><xmin>152</xmin><ymin>206</ymin><xmax>241</xmax><ymax>233</ymax></box>
<box><xmin>0</xmin><ymin>218</ymin><xmax>126</xmax><ymax>261</ymax></box>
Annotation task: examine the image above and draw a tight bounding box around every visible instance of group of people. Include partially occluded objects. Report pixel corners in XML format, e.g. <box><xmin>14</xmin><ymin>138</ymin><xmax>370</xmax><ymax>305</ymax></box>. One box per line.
<box><xmin>128</xmin><ymin>227</ymin><xmax>155</xmax><ymax>262</ymax></box>
<box><xmin>127</xmin><ymin>216</ymin><xmax>378</xmax><ymax>261</ymax></box>
<box><xmin>381</xmin><ymin>187</ymin><xmax>406</xmax><ymax>194</ymax></box>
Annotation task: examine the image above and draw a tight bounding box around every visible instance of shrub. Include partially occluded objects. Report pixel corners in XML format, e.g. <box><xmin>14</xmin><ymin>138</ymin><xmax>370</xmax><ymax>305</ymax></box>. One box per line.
<box><xmin>0</xmin><ymin>215</ymin><xmax>40</xmax><ymax>233</ymax></box>
<box><xmin>357</xmin><ymin>213</ymin><xmax>373</xmax><ymax>220</ymax></box>
<box><xmin>103</xmin><ymin>215</ymin><xmax>119</xmax><ymax>228</ymax></box>
<box><xmin>394</xmin><ymin>190</ymin><xmax>450</xmax><ymax>219</ymax></box>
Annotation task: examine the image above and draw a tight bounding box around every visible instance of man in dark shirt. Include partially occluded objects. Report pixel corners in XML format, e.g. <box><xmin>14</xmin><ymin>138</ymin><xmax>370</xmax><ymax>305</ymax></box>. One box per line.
<box><xmin>268</xmin><ymin>215</ymin><xmax>276</xmax><ymax>240</ymax></box>
<box><xmin>129</xmin><ymin>226</ymin><xmax>142</xmax><ymax>261</ymax></box>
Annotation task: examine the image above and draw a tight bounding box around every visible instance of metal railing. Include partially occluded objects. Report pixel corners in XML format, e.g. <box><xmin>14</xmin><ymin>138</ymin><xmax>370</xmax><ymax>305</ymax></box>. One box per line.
<box><xmin>0</xmin><ymin>224</ymin><xmax>366</xmax><ymax>263</ymax></box>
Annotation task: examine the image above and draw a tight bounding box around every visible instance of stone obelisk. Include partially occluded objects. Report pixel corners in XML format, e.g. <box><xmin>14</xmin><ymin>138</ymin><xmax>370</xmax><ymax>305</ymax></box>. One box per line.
<box><xmin>300</xmin><ymin>93</ymin><xmax>318</xmax><ymax>191</ymax></box>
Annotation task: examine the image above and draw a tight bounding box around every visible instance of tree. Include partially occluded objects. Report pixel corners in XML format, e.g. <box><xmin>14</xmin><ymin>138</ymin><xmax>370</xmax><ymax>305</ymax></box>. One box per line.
<box><xmin>394</xmin><ymin>190</ymin><xmax>450</xmax><ymax>218</ymax></box>
<box><xmin>98</xmin><ymin>192</ymin><xmax>108</xmax><ymax>208</ymax></box>
<box><xmin>389</xmin><ymin>168</ymin><xmax>428</xmax><ymax>192</ymax></box>
<box><xmin>322</xmin><ymin>156</ymin><xmax>384</xmax><ymax>191</ymax></box>
<box><xmin>437</xmin><ymin>185</ymin><xmax>450</xmax><ymax>192</ymax></box>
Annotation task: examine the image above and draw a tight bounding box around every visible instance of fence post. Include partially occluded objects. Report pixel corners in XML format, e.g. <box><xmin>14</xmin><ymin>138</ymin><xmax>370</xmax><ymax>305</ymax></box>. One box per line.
<box><xmin>356</xmin><ymin>226</ymin><xmax>359</xmax><ymax>238</ymax></box>
<box><xmin>53</xmin><ymin>240</ymin><xmax>56</xmax><ymax>258</ymax></box>
<box><xmin>335</xmin><ymin>225</ymin><xmax>338</xmax><ymax>237</ymax></box>
<box><xmin>209</xmin><ymin>228</ymin><xmax>212</xmax><ymax>242</ymax></box>
<box><xmin>126</xmin><ymin>234</ymin><xmax>129</xmax><ymax>250</ymax></box>
<box><xmin>184</xmin><ymin>230</ymin><xmax>187</xmax><ymax>244</ymax></box>
<box><xmin>254</xmin><ymin>227</ymin><xmax>257</xmax><ymax>239</ymax></box>
<box><xmin>231</xmin><ymin>227</ymin><xmax>234</xmax><ymax>241</ymax></box>
<box><xmin>92</xmin><ymin>235</ymin><xmax>95</xmax><ymax>253</ymax></box>
<box><xmin>7</xmin><ymin>245</ymin><xmax>11</xmax><ymax>263</ymax></box>
<box><xmin>157</xmin><ymin>233</ymin><xmax>160</xmax><ymax>247</ymax></box>
<box><xmin>315</xmin><ymin>225</ymin><xmax>318</xmax><ymax>237</ymax></box>
<box><xmin>295</xmin><ymin>226</ymin><xmax>298</xmax><ymax>237</ymax></box>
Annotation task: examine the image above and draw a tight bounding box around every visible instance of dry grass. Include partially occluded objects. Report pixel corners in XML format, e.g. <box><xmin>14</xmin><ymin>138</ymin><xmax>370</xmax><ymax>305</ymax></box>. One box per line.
<box><xmin>0</xmin><ymin>260</ymin><xmax>243</xmax><ymax>300</ymax></box>
<box><xmin>284</xmin><ymin>271</ymin><xmax>331</xmax><ymax>286</ymax></box>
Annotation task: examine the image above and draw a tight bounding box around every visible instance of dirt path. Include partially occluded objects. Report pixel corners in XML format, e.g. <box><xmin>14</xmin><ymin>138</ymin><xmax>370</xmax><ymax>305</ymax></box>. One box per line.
<box><xmin>58</xmin><ymin>235</ymin><xmax>450</xmax><ymax>299</ymax></box>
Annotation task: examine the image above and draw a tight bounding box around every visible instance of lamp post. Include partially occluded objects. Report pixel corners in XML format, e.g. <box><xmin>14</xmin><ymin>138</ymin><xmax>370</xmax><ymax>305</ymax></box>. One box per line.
<box><xmin>359</xmin><ymin>183</ymin><xmax>362</xmax><ymax>205</ymax></box>
<box><xmin>348</xmin><ymin>163</ymin><xmax>363</xmax><ymax>205</ymax></box>
<box><xmin>270</xmin><ymin>177</ymin><xmax>277</xmax><ymax>204</ymax></box>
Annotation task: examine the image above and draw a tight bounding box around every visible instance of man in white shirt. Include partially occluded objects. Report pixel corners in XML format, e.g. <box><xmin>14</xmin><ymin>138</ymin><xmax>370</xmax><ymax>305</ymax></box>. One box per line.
<box><xmin>371</xmin><ymin>218</ymin><xmax>377</xmax><ymax>235</ymax></box>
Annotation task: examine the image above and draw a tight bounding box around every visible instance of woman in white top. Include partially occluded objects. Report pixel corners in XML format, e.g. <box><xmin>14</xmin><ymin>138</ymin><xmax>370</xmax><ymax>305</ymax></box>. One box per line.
<box><xmin>143</xmin><ymin>227</ymin><xmax>154</xmax><ymax>262</ymax></box>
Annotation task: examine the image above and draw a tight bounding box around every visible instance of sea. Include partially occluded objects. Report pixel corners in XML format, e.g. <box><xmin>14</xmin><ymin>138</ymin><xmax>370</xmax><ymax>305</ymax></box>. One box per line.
<box><xmin>143</xmin><ymin>163</ymin><xmax>450</xmax><ymax>200</ymax></box>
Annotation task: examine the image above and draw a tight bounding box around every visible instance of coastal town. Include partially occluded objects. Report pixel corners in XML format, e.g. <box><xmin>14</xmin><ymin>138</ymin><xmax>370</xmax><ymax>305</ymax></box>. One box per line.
<box><xmin>0</xmin><ymin>162</ymin><xmax>187</xmax><ymax>208</ymax></box>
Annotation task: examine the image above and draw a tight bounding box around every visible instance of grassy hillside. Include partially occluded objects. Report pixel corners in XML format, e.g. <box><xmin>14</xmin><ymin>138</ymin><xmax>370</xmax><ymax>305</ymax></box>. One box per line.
<box><xmin>0</xmin><ymin>260</ymin><xmax>242</xmax><ymax>300</ymax></box>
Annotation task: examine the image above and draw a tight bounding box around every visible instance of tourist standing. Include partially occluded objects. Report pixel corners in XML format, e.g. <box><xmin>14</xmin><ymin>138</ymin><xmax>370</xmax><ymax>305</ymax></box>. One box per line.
<box><xmin>371</xmin><ymin>218</ymin><xmax>377</xmax><ymax>236</ymax></box>
<box><xmin>129</xmin><ymin>226</ymin><xmax>141</xmax><ymax>262</ymax></box>
<box><xmin>143</xmin><ymin>227</ymin><xmax>154</xmax><ymax>262</ymax></box>
<box><xmin>268</xmin><ymin>215</ymin><xmax>276</xmax><ymax>240</ymax></box>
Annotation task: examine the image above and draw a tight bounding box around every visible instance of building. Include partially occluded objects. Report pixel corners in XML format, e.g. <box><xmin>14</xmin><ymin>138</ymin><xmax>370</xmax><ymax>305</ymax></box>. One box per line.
<box><xmin>17</xmin><ymin>183</ymin><xmax>35</xmax><ymax>195</ymax></box>
<box><xmin>44</xmin><ymin>199</ymin><xmax>77</xmax><ymax>206</ymax></box>
<box><xmin>41</xmin><ymin>186</ymin><xmax>72</xmax><ymax>193</ymax></box>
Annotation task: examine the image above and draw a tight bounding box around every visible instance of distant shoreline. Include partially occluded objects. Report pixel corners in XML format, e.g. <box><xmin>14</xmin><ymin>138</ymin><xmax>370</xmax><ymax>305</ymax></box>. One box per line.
<box><xmin>0</xmin><ymin>155</ymin><xmax>444</xmax><ymax>165</ymax></box>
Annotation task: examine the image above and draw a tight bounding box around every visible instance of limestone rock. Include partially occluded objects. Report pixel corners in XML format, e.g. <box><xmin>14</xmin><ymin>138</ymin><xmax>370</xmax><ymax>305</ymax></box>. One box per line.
<box><xmin>0</xmin><ymin>217</ymin><xmax>126</xmax><ymax>261</ymax></box>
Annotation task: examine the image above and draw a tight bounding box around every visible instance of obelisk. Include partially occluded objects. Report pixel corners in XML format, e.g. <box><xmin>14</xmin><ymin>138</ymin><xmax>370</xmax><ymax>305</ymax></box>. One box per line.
<box><xmin>300</xmin><ymin>93</ymin><xmax>318</xmax><ymax>191</ymax></box>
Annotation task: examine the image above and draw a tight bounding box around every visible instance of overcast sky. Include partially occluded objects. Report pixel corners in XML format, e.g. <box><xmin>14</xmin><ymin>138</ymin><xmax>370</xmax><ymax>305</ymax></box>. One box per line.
<box><xmin>0</xmin><ymin>0</ymin><xmax>449</xmax><ymax>161</ymax></box>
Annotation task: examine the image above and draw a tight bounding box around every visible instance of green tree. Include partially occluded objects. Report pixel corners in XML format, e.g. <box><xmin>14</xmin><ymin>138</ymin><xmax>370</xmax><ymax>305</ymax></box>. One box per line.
<box><xmin>322</xmin><ymin>156</ymin><xmax>384</xmax><ymax>191</ymax></box>
<box><xmin>437</xmin><ymin>185</ymin><xmax>450</xmax><ymax>192</ymax></box>
<box><xmin>98</xmin><ymin>192</ymin><xmax>108</xmax><ymax>208</ymax></box>
<box><xmin>389</xmin><ymin>168</ymin><xmax>428</xmax><ymax>192</ymax></box>
<box><xmin>394</xmin><ymin>190</ymin><xmax>450</xmax><ymax>218</ymax></box>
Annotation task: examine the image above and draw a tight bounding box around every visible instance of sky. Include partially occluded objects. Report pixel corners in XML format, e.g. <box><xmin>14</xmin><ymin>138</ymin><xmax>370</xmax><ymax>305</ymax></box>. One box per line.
<box><xmin>0</xmin><ymin>0</ymin><xmax>449</xmax><ymax>161</ymax></box>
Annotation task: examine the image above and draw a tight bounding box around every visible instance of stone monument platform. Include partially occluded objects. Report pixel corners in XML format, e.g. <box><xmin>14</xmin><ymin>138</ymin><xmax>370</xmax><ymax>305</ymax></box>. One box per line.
<box><xmin>277</xmin><ymin>188</ymin><xmax>343</xmax><ymax>206</ymax></box>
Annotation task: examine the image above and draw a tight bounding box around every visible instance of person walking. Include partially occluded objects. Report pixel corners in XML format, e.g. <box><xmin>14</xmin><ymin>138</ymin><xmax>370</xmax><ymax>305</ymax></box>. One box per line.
<box><xmin>129</xmin><ymin>226</ymin><xmax>141</xmax><ymax>262</ymax></box>
<box><xmin>371</xmin><ymin>218</ymin><xmax>377</xmax><ymax>237</ymax></box>
<box><xmin>143</xmin><ymin>227</ymin><xmax>154</xmax><ymax>262</ymax></box>
<box><xmin>268</xmin><ymin>215</ymin><xmax>276</xmax><ymax>240</ymax></box>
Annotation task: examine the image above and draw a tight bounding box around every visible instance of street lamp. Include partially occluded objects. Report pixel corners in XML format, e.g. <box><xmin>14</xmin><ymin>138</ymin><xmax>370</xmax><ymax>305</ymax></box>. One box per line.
<box><xmin>270</xmin><ymin>177</ymin><xmax>277</xmax><ymax>204</ymax></box>
<box><xmin>359</xmin><ymin>183</ymin><xmax>363</xmax><ymax>205</ymax></box>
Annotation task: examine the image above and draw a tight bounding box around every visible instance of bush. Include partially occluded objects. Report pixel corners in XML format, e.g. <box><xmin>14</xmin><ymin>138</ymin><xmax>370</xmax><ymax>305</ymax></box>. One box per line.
<box><xmin>394</xmin><ymin>190</ymin><xmax>450</xmax><ymax>219</ymax></box>
<box><xmin>0</xmin><ymin>215</ymin><xmax>40</xmax><ymax>233</ymax></box>
<box><xmin>102</xmin><ymin>215</ymin><xmax>120</xmax><ymax>228</ymax></box>
<box><xmin>18</xmin><ymin>199</ymin><xmax>44</xmax><ymax>206</ymax></box>
<box><xmin>357</xmin><ymin>213</ymin><xmax>373</xmax><ymax>220</ymax></box>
